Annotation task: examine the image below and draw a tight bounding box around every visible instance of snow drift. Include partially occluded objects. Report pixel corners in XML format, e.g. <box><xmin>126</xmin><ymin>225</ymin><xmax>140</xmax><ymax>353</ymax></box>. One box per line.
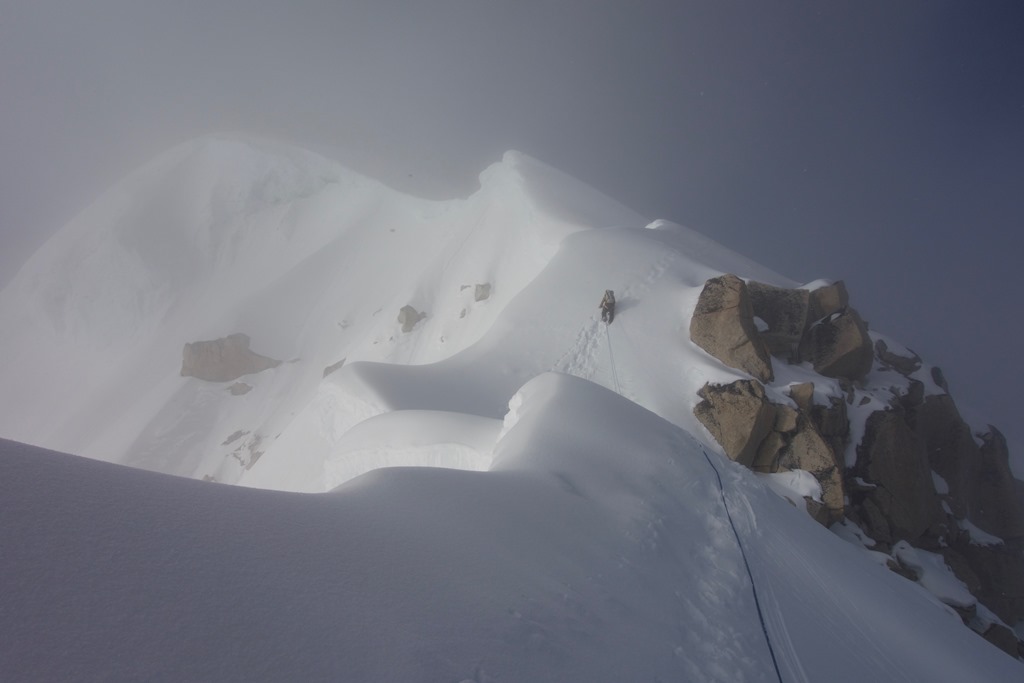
<box><xmin>2</xmin><ymin>374</ymin><xmax>1019</xmax><ymax>681</ymax></box>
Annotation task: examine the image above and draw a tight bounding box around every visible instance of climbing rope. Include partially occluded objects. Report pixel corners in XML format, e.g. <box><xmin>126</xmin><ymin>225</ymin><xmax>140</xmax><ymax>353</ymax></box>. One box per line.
<box><xmin>602</xmin><ymin>308</ymin><xmax>782</xmax><ymax>680</ymax></box>
<box><xmin>603</xmin><ymin>322</ymin><xmax>623</xmax><ymax>395</ymax></box>
<box><xmin>602</xmin><ymin>312</ymin><xmax>781</xmax><ymax>679</ymax></box>
<box><xmin>699</xmin><ymin>447</ymin><xmax>785</xmax><ymax>683</ymax></box>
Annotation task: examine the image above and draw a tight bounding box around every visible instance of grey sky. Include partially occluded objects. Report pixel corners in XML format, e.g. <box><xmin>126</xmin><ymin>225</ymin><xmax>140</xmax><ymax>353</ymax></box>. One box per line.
<box><xmin>2</xmin><ymin>1</ymin><xmax>1022</xmax><ymax>457</ymax></box>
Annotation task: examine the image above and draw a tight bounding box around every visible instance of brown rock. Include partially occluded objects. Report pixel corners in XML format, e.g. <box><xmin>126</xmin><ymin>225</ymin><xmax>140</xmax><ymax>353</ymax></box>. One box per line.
<box><xmin>694</xmin><ymin>380</ymin><xmax>776</xmax><ymax>467</ymax></box>
<box><xmin>774</xmin><ymin>404</ymin><xmax>799</xmax><ymax>433</ymax></box>
<box><xmin>811</xmin><ymin>396</ymin><xmax>849</xmax><ymax>438</ymax></box>
<box><xmin>697</xmin><ymin>376</ymin><xmax>847</xmax><ymax>524</ymax></box>
<box><xmin>181</xmin><ymin>333</ymin><xmax>281</xmax><ymax>382</ymax></box>
<box><xmin>776</xmin><ymin>416</ymin><xmax>846</xmax><ymax>524</ymax></box>
<box><xmin>787</xmin><ymin>382</ymin><xmax>815</xmax><ymax>414</ymax></box>
<box><xmin>752</xmin><ymin>431</ymin><xmax>786</xmax><ymax>473</ymax></box>
<box><xmin>809</xmin><ymin>395</ymin><xmax>850</xmax><ymax>462</ymax></box>
<box><xmin>799</xmin><ymin>307</ymin><xmax>873</xmax><ymax>380</ymax></box>
<box><xmin>690</xmin><ymin>275</ymin><xmax>774</xmax><ymax>382</ymax></box>
<box><xmin>807</xmin><ymin>280</ymin><xmax>849</xmax><ymax>322</ymax></box>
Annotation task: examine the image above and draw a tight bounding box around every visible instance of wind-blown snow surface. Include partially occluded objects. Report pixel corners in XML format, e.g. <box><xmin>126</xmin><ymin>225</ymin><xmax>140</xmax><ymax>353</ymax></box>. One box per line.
<box><xmin>1</xmin><ymin>137</ymin><xmax>1021</xmax><ymax>678</ymax></box>
<box><xmin>0</xmin><ymin>136</ymin><xmax>792</xmax><ymax>488</ymax></box>
<box><xmin>3</xmin><ymin>374</ymin><xmax>1020</xmax><ymax>681</ymax></box>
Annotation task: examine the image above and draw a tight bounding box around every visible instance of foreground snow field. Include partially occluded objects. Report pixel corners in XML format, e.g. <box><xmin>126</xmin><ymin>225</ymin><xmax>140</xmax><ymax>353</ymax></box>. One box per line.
<box><xmin>3</xmin><ymin>374</ymin><xmax>1020</xmax><ymax>681</ymax></box>
<box><xmin>1</xmin><ymin>137</ymin><xmax>1021</xmax><ymax>679</ymax></box>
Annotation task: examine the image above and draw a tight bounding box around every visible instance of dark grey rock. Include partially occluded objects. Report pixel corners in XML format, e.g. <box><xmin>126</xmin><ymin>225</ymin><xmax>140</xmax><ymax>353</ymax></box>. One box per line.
<box><xmin>323</xmin><ymin>358</ymin><xmax>346</xmax><ymax>378</ymax></box>
<box><xmin>854</xmin><ymin>409</ymin><xmax>946</xmax><ymax>544</ymax></box>
<box><xmin>398</xmin><ymin>305</ymin><xmax>427</xmax><ymax>332</ymax></box>
<box><xmin>875</xmin><ymin>338</ymin><xmax>922</xmax><ymax>375</ymax></box>
<box><xmin>746</xmin><ymin>281</ymin><xmax>810</xmax><ymax>359</ymax></box>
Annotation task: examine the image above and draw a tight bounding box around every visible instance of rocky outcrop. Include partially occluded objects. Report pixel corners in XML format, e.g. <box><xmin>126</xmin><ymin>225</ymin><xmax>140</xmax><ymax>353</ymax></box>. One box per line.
<box><xmin>694</xmin><ymin>380</ymin><xmax>776</xmax><ymax>467</ymax></box>
<box><xmin>917</xmin><ymin>397</ymin><xmax>1024</xmax><ymax>542</ymax></box>
<box><xmin>787</xmin><ymin>382</ymin><xmax>815</xmax><ymax>413</ymax></box>
<box><xmin>687</xmin><ymin>273</ymin><xmax>867</xmax><ymax>523</ymax></box>
<box><xmin>976</xmin><ymin>428</ymin><xmax>1024</xmax><ymax>542</ymax></box>
<box><xmin>810</xmin><ymin>395</ymin><xmax>850</xmax><ymax>459</ymax></box>
<box><xmin>902</xmin><ymin>396</ymin><xmax>1024</xmax><ymax>625</ymax></box>
<box><xmin>181</xmin><ymin>334</ymin><xmax>281</xmax><ymax>382</ymax></box>
<box><xmin>953</xmin><ymin>539</ymin><xmax>1024</xmax><ymax>628</ymax></box>
<box><xmin>688</xmin><ymin>272</ymin><xmax>1024</xmax><ymax>643</ymax></box>
<box><xmin>785</xmin><ymin>382</ymin><xmax>851</xmax><ymax>465</ymax></box>
<box><xmin>694</xmin><ymin>275</ymin><xmax>869</xmax><ymax>382</ymax></box>
<box><xmin>227</xmin><ymin>382</ymin><xmax>252</xmax><ymax>395</ymax></box>
<box><xmin>981</xmin><ymin>623</ymin><xmax>1021</xmax><ymax>658</ymax></box>
<box><xmin>690</xmin><ymin>274</ymin><xmax>774</xmax><ymax>382</ymax></box>
<box><xmin>851</xmin><ymin>410</ymin><xmax>946</xmax><ymax>546</ymax></box>
<box><xmin>689</xmin><ymin>275</ymin><xmax>875</xmax><ymax>383</ymax></box>
<box><xmin>841</xmin><ymin>340</ymin><xmax>1024</xmax><ymax>635</ymax></box>
<box><xmin>776</xmin><ymin>417</ymin><xmax>845</xmax><ymax>524</ymax></box>
<box><xmin>746</xmin><ymin>281</ymin><xmax>809</xmax><ymax>359</ymax></box>
<box><xmin>474</xmin><ymin>283</ymin><xmax>492</xmax><ymax>301</ymax></box>
<box><xmin>398</xmin><ymin>305</ymin><xmax>426</xmax><ymax>332</ymax></box>
<box><xmin>798</xmin><ymin>308</ymin><xmax>873</xmax><ymax>380</ymax></box>
<box><xmin>749</xmin><ymin>399</ymin><xmax>845</xmax><ymax>525</ymax></box>
<box><xmin>695</xmin><ymin>379</ymin><xmax>845</xmax><ymax>524</ymax></box>
<box><xmin>807</xmin><ymin>280</ymin><xmax>849</xmax><ymax>322</ymax></box>
<box><xmin>874</xmin><ymin>339</ymin><xmax>922</xmax><ymax>375</ymax></box>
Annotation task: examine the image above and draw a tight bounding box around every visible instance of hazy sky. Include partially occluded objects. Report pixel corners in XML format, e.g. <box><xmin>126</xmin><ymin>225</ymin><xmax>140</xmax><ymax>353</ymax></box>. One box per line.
<box><xmin>2</xmin><ymin>1</ymin><xmax>1022</xmax><ymax>456</ymax></box>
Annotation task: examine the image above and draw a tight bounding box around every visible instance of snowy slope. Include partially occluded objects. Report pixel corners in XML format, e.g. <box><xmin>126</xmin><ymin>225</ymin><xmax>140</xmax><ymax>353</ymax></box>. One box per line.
<box><xmin>0</xmin><ymin>136</ymin><xmax>795</xmax><ymax>490</ymax></box>
<box><xmin>1</xmin><ymin>137</ymin><xmax>1020</xmax><ymax>678</ymax></box>
<box><xmin>2</xmin><ymin>374</ymin><xmax>1019</xmax><ymax>682</ymax></box>
<box><xmin>0</xmin><ymin>137</ymin><xmax>653</xmax><ymax>482</ymax></box>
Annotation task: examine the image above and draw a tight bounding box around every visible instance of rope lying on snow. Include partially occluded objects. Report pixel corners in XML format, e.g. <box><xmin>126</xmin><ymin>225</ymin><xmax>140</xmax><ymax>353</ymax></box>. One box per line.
<box><xmin>603</xmin><ymin>322</ymin><xmax>623</xmax><ymax>395</ymax></box>
<box><xmin>700</xmin><ymin>447</ymin><xmax>785</xmax><ymax>683</ymax></box>
<box><xmin>601</xmin><ymin>315</ymin><xmax>783</xmax><ymax>680</ymax></box>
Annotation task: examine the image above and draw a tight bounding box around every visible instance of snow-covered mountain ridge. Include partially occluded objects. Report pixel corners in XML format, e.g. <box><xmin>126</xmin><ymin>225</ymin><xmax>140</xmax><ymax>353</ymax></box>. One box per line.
<box><xmin>0</xmin><ymin>135</ymin><xmax>782</xmax><ymax>484</ymax></box>
<box><xmin>1</xmin><ymin>136</ymin><xmax>1022</xmax><ymax>678</ymax></box>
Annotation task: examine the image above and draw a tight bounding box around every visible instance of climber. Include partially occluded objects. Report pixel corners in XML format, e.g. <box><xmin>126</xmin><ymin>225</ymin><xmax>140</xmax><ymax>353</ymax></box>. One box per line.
<box><xmin>599</xmin><ymin>289</ymin><xmax>616</xmax><ymax>324</ymax></box>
